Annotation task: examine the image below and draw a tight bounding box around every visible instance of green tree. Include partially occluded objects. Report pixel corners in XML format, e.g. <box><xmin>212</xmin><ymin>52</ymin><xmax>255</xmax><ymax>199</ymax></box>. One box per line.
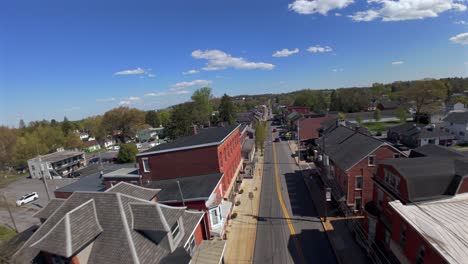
<box><xmin>373</xmin><ymin>109</ymin><xmax>382</xmax><ymax>122</ymax></box>
<box><xmin>18</xmin><ymin>120</ymin><xmax>26</xmax><ymax>129</ymax></box>
<box><xmin>399</xmin><ymin>80</ymin><xmax>447</xmax><ymax>122</ymax></box>
<box><xmin>158</xmin><ymin>110</ymin><xmax>171</xmax><ymax>128</ymax></box>
<box><xmin>117</xmin><ymin>143</ymin><xmax>138</xmax><ymax>163</ymax></box>
<box><xmin>166</xmin><ymin>103</ymin><xmax>194</xmax><ymax>139</ymax></box>
<box><xmin>102</xmin><ymin>107</ymin><xmax>145</xmax><ymax>139</ymax></box>
<box><xmin>62</xmin><ymin>116</ymin><xmax>73</xmax><ymax>136</ymax></box>
<box><xmin>191</xmin><ymin>87</ymin><xmax>213</xmax><ymax>126</ymax></box>
<box><xmin>329</xmin><ymin>90</ymin><xmax>341</xmax><ymax>111</ymax></box>
<box><xmin>338</xmin><ymin>112</ymin><xmax>346</xmax><ymax>120</ymax></box>
<box><xmin>254</xmin><ymin>121</ymin><xmax>267</xmax><ymax>155</ymax></box>
<box><xmin>219</xmin><ymin>94</ymin><xmax>236</xmax><ymax>125</ymax></box>
<box><xmin>396</xmin><ymin>107</ymin><xmax>408</xmax><ymax>123</ymax></box>
<box><xmin>64</xmin><ymin>133</ymin><xmax>84</xmax><ymax>149</ymax></box>
<box><xmin>145</xmin><ymin>110</ymin><xmax>160</xmax><ymax>128</ymax></box>
<box><xmin>82</xmin><ymin>116</ymin><xmax>106</xmax><ymax>143</ymax></box>
<box><xmin>0</xmin><ymin>126</ymin><xmax>17</xmax><ymax>168</ymax></box>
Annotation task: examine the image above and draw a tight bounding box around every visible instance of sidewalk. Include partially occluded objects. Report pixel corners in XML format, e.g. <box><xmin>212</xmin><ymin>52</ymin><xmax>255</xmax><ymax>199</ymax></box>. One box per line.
<box><xmin>224</xmin><ymin>151</ymin><xmax>264</xmax><ymax>264</ymax></box>
<box><xmin>287</xmin><ymin>141</ymin><xmax>370</xmax><ymax>264</ymax></box>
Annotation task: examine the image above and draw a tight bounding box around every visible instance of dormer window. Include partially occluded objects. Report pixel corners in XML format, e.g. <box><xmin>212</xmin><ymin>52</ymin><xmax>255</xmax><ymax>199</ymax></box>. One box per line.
<box><xmin>171</xmin><ymin>221</ymin><xmax>180</xmax><ymax>240</ymax></box>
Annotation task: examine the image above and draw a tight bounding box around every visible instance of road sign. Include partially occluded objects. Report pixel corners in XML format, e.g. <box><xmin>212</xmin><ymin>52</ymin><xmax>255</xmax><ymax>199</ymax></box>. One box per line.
<box><xmin>325</xmin><ymin>188</ymin><xmax>331</xmax><ymax>202</ymax></box>
<box><xmin>248</xmin><ymin>192</ymin><xmax>254</xmax><ymax>200</ymax></box>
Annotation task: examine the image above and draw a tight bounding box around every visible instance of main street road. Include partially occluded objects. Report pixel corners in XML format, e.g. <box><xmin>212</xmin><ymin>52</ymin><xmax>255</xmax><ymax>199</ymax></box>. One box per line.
<box><xmin>254</xmin><ymin>123</ymin><xmax>337</xmax><ymax>264</ymax></box>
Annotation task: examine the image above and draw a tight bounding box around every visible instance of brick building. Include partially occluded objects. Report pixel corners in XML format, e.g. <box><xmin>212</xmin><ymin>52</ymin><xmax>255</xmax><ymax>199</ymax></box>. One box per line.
<box><xmin>364</xmin><ymin>145</ymin><xmax>468</xmax><ymax>264</ymax></box>
<box><xmin>316</xmin><ymin>125</ymin><xmax>404</xmax><ymax>213</ymax></box>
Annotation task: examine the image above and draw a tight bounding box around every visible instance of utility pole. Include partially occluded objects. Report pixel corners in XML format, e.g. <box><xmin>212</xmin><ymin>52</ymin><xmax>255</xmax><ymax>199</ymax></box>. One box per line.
<box><xmin>3</xmin><ymin>193</ymin><xmax>18</xmax><ymax>233</ymax></box>
<box><xmin>177</xmin><ymin>181</ymin><xmax>185</xmax><ymax>206</ymax></box>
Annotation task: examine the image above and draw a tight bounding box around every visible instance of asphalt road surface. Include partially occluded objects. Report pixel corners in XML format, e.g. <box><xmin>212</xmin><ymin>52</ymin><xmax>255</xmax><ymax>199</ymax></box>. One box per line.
<box><xmin>254</xmin><ymin>123</ymin><xmax>337</xmax><ymax>264</ymax></box>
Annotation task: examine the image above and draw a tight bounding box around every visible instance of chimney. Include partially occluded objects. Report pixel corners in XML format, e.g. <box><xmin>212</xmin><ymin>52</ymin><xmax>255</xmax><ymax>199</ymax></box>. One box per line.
<box><xmin>192</xmin><ymin>125</ymin><xmax>198</xmax><ymax>135</ymax></box>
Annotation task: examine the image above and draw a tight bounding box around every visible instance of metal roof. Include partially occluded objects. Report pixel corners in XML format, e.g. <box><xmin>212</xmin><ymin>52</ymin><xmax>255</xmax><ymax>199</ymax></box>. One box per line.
<box><xmin>29</xmin><ymin>150</ymin><xmax>84</xmax><ymax>163</ymax></box>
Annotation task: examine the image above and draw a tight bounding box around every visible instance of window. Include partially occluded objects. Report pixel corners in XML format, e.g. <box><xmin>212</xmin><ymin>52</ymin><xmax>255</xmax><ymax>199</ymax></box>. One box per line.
<box><xmin>415</xmin><ymin>245</ymin><xmax>425</xmax><ymax>264</ymax></box>
<box><xmin>142</xmin><ymin>158</ymin><xmax>150</xmax><ymax>172</ymax></box>
<box><xmin>399</xmin><ymin>224</ymin><xmax>407</xmax><ymax>249</ymax></box>
<box><xmin>355</xmin><ymin>197</ymin><xmax>362</xmax><ymax>210</ymax></box>
<box><xmin>31</xmin><ymin>165</ymin><xmax>35</xmax><ymax>171</ymax></box>
<box><xmin>209</xmin><ymin>207</ymin><xmax>222</xmax><ymax>226</ymax></box>
<box><xmin>393</xmin><ymin>153</ymin><xmax>400</xmax><ymax>158</ymax></box>
<box><xmin>355</xmin><ymin>176</ymin><xmax>363</xmax><ymax>189</ymax></box>
<box><xmin>171</xmin><ymin>221</ymin><xmax>180</xmax><ymax>239</ymax></box>
<box><xmin>368</xmin><ymin>156</ymin><xmax>375</xmax><ymax>166</ymax></box>
<box><xmin>185</xmin><ymin>234</ymin><xmax>197</xmax><ymax>255</ymax></box>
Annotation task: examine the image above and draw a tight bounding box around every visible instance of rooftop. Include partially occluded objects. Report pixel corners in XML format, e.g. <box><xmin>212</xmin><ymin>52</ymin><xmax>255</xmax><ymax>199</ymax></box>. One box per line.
<box><xmin>409</xmin><ymin>144</ymin><xmax>466</xmax><ymax>158</ymax></box>
<box><xmin>106</xmin><ymin>182</ymin><xmax>160</xmax><ymax>201</ymax></box>
<box><xmin>298</xmin><ymin>116</ymin><xmax>334</xmax><ymax>141</ymax></box>
<box><xmin>15</xmin><ymin>185</ymin><xmax>204</xmax><ymax>264</ymax></box>
<box><xmin>390</xmin><ymin>194</ymin><xmax>468</xmax><ymax>264</ymax></box>
<box><xmin>102</xmin><ymin>168</ymin><xmax>140</xmax><ymax>179</ymax></box>
<box><xmin>190</xmin><ymin>240</ymin><xmax>226</xmax><ymax>264</ymax></box>
<box><xmin>145</xmin><ymin>173</ymin><xmax>223</xmax><ymax>203</ymax></box>
<box><xmin>444</xmin><ymin>112</ymin><xmax>468</xmax><ymax>124</ymax></box>
<box><xmin>138</xmin><ymin>125</ymin><xmax>240</xmax><ymax>156</ymax></box>
<box><xmin>29</xmin><ymin>150</ymin><xmax>84</xmax><ymax>163</ymax></box>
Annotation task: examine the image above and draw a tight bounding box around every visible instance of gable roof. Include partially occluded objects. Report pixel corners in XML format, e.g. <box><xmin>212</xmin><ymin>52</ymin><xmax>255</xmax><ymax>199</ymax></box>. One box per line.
<box><xmin>298</xmin><ymin>116</ymin><xmax>334</xmax><ymax>141</ymax></box>
<box><xmin>409</xmin><ymin>144</ymin><xmax>466</xmax><ymax>158</ymax></box>
<box><xmin>138</xmin><ymin>125</ymin><xmax>239</xmax><ymax>156</ymax></box>
<box><xmin>318</xmin><ymin>126</ymin><xmax>390</xmax><ymax>171</ymax></box>
<box><xmin>33</xmin><ymin>198</ymin><xmax>65</xmax><ymax>220</ymax></box>
<box><xmin>14</xmin><ymin>190</ymin><xmax>204</xmax><ymax>264</ymax></box>
<box><xmin>444</xmin><ymin>112</ymin><xmax>468</xmax><ymax>124</ymax></box>
<box><xmin>389</xmin><ymin>123</ymin><xmax>453</xmax><ymax>139</ymax></box>
<box><xmin>106</xmin><ymin>182</ymin><xmax>161</xmax><ymax>201</ymax></box>
<box><xmin>380</xmin><ymin>157</ymin><xmax>468</xmax><ymax>202</ymax></box>
<box><xmin>145</xmin><ymin>173</ymin><xmax>223</xmax><ymax>203</ymax></box>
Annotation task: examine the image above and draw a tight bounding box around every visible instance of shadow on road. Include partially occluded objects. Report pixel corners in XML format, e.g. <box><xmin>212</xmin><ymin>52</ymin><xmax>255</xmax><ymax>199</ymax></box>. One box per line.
<box><xmin>288</xmin><ymin>230</ymin><xmax>338</xmax><ymax>264</ymax></box>
<box><xmin>253</xmin><ymin>215</ymin><xmax>321</xmax><ymax>223</ymax></box>
<box><xmin>284</xmin><ymin>171</ymin><xmax>320</xmax><ymax>217</ymax></box>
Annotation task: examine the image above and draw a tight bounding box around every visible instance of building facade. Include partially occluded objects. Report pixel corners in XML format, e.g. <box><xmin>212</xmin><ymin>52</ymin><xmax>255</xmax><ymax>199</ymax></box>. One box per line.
<box><xmin>27</xmin><ymin>149</ymin><xmax>86</xmax><ymax>178</ymax></box>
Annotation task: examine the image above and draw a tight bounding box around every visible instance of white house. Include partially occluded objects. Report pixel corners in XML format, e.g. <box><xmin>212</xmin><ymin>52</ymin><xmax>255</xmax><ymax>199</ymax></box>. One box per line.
<box><xmin>443</xmin><ymin>112</ymin><xmax>468</xmax><ymax>143</ymax></box>
<box><xmin>27</xmin><ymin>149</ymin><xmax>86</xmax><ymax>178</ymax></box>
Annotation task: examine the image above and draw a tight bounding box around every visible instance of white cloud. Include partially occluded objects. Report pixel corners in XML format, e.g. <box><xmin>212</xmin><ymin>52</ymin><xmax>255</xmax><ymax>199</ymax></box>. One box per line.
<box><xmin>307</xmin><ymin>45</ymin><xmax>333</xmax><ymax>53</ymax></box>
<box><xmin>127</xmin><ymin>96</ymin><xmax>141</xmax><ymax>101</ymax></box>
<box><xmin>272</xmin><ymin>48</ymin><xmax>300</xmax><ymax>57</ymax></box>
<box><xmin>288</xmin><ymin>0</ymin><xmax>354</xmax><ymax>15</ymax></box>
<box><xmin>191</xmin><ymin>49</ymin><xmax>274</xmax><ymax>71</ymax></box>
<box><xmin>114</xmin><ymin>67</ymin><xmax>146</xmax><ymax>75</ymax></box>
<box><xmin>183</xmin><ymin>69</ymin><xmax>200</xmax><ymax>75</ymax></box>
<box><xmin>145</xmin><ymin>92</ymin><xmax>168</xmax><ymax>97</ymax></box>
<box><xmin>455</xmin><ymin>20</ymin><xmax>468</xmax><ymax>25</ymax></box>
<box><xmin>96</xmin><ymin>97</ymin><xmax>116</xmax><ymax>103</ymax></box>
<box><xmin>171</xmin><ymin>79</ymin><xmax>213</xmax><ymax>91</ymax></box>
<box><xmin>175</xmin><ymin>90</ymin><xmax>190</xmax><ymax>94</ymax></box>
<box><xmin>450</xmin><ymin>32</ymin><xmax>468</xmax><ymax>45</ymax></box>
<box><xmin>350</xmin><ymin>0</ymin><xmax>467</xmax><ymax>22</ymax></box>
<box><xmin>392</xmin><ymin>61</ymin><xmax>405</xmax><ymax>65</ymax></box>
<box><xmin>119</xmin><ymin>100</ymin><xmax>131</xmax><ymax>106</ymax></box>
<box><xmin>335</xmin><ymin>12</ymin><xmax>342</xmax><ymax>16</ymax></box>
<box><xmin>147</xmin><ymin>73</ymin><xmax>156</xmax><ymax>78</ymax></box>
<box><xmin>332</xmin><ymin>68</ymin><xmax>344</xmax><ymax>72</ymax></box>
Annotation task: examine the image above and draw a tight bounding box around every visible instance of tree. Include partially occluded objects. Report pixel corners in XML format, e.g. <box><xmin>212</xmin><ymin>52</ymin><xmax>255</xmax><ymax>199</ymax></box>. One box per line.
<box><xmin>64</xmin><ymin>133</ymin><xmax>84</xmax><ymax>149</ymax></box>
<box><xmin>102</xmin><ymin>107</ymin><xmax>145</xmax><ymax>139</ymax></box>
<box><xmin>145</xmin><ymin>110</ymin><xmax>160</xmax><ymax>128</ymax></box>
<box><xmin>399</xmin><ymin>80</ymin><xmax>447</xmax><ymax>122</ymax></box>
<box><xmin>254</xmin><ymin>121</ymin><xmax>267</xmax><ymax>155</ymax></box>
<box><xmin>219</xmin><ymin>94</ymin><xmax>236</xmax><ymax>125</ymax></box>
<box><xmin>0</xmin><ymin>126</ymin><xmax>17</xmax><ymax>168</ymax></box>
<box><xmin>338</xmin><ymin>112</ymin><xmax>346</xmax><ymax>120</ymax></box>
<box><xmin>82</xmin><ymin>116</ymin><xmax>106</xmax><ymax>143</ymax></box>
<box><xmin>396</xmin><ymin>107</ymin><xmax>408</xmax><ymax>123</ymax></box>
<box><xmin>158</xmin><ymin>110</ymin><xmax>171</xmax><ymax>128</ymax></box>
<box><xmin>18</xmin><ymin>120</ymin><xmax>26</xmax><ymax>129</ymax></box>
<box><xmin>117</xmin><ymin>143</ymin><xmax>138</xmax><ymax>163</ymax></box>
<box><xmin>62</xmin><ymin>117</ymin><xmax>73</xmax><ymax>136</ymax></box>
<box><xmin>373</xmin><ymin>109</ymin><xmax>382</xmax><ymax>122</ymax></box>
<box><xmin>166</xmin><ymin>103</ymin><xmax>194</xmax><ymax>139</ymax></box>
<box><xmin>191</xmin><ymin>87</ymin><xmax>213</xmax><ymax>126</ymax></box>
<box><xmin>329</xmin><ymin>90</ymin><xmax>341</xmax><ymax>111</ymax></box>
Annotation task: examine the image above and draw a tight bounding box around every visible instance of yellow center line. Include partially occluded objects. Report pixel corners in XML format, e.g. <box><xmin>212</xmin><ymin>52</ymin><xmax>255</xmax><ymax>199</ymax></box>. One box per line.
<box><xmin>272</xmin><ymin>134</ymin><xmax>306</xmax><ymax>264</ymax></box>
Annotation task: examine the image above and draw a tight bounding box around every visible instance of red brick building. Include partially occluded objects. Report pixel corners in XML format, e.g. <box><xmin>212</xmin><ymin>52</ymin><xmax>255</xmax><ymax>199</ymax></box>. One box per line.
<box><xmin>316</xmin><ymin>125</ymin><xmax>404</xmax><ymax>212</ymax></box>
<box><xmin>136</xmin><ymin>124</ymin><xmax>242</xmax><ymax>199</ymax></box>
<box><xmin>364</xmin><ymin>145</ymin><xmax>468</xmax><ymax>264</ymax></box>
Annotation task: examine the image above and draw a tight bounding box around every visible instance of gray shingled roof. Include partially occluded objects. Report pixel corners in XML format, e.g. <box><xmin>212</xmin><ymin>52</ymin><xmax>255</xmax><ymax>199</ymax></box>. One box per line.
<box><xmin>380</xmin><ymin>157</ymin><xmax>468</xmax><ymax>202</ymax></box>
<box><xmin>33</xmin><ymin>198</ymin><xmax>65</xmax><ymax>220</ymax></box>
<box><xmin>140</xmin><ymin>125</ymin><xmax>239</xmax><ymax>155</ymax></box>
<box><xmin>410</xmin><ymin>144</ymin><xmax>466</xmax><ymax>158</ymax></box>
<box><xmin>389</xmin><ymin>122</ymin><xmax>453</xmax><ymax>139</ymax></box>
<box><xmin>318</xmin><ymin>126</ymin><xmax>387</xmax><ymax>171</ymax></box>
<box><xmin>106</xmin><ymin>182</ymin><xmax>160</xmax><ymax>201</ymax></box>
<box><xmin>14</xmin><ymin>191</ymin><xmax>204</xmax><ymax>264</ymax></box>
<box><xmin>145</xmin><ymin>173</ymin><xmax>223</xmax><ymax>203</ymax></box>
<box><xmin>444</xmin><ymin>112</ymin><xmax>468</xmax><ymax>124</ymax></box>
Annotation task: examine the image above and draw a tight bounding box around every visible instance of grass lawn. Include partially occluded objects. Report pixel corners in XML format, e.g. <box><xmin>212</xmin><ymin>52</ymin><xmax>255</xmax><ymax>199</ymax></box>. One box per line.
<box><xmin>362</xmin><ymin>121</ymin><xmax>404</xmax><ymax>133</ymax></box>
<box><xmin>0</xmin><ymin>226</ymin><xmax>16</xmax><ymax>242</ymax></box>
<box><xmin>0</xmin><ymin>173</ymin><xmax>27</xmax><ymax>189</ymax></box>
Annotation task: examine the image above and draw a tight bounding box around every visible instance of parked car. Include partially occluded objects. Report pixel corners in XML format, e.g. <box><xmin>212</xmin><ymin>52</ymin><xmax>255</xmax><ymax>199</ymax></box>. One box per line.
<box><xmin>70</xmin><ymin>172</ymin><xmax>81</xmax><ymax>178</ymax></box>
<box><xmin>112</xmin><ymin>145</ymin><xmax>120</xmax><ymax>151</ymax></box>
<box><xmin>16</xmin><ymin>192</ymin><xmax>39</xmax><ymax>206</ymax></box>
<box><xmin>272</xmin><ymin>128</ymin><xmax>277</xmax><ymax>132</ymax></box>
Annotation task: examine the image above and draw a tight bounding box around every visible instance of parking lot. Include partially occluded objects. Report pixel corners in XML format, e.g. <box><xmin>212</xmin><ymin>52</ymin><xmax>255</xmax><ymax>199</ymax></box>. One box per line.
<box><xmin>0</xmin><ymin>177</ymin><xmax>77</xmax><ymax>232</ymax></box>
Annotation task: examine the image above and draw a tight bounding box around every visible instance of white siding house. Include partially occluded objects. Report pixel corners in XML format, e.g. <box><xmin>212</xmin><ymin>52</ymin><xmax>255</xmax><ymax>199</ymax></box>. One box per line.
<box><xmin>444</xmin><ymin>112</ymin><xmax>468</xmax><ymax>143</ymax></box>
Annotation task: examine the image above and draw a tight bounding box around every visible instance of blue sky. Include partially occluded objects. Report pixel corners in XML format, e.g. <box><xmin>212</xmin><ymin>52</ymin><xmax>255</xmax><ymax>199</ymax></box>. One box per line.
<box><xmin>1</xmin><ymin>0</ymin><xmax>467</xmax><ymax>126</ymax></box>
